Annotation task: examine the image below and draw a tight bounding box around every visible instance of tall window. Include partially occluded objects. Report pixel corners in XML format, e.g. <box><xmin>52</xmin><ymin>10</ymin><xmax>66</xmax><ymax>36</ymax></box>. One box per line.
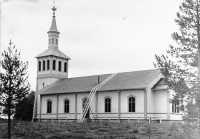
<box><xmin>53</xmin><ymin>60</ymin><xmax>56</xmax><ymax>70</ymax></box>
<box><xmin>64</xmin><ymin>99</ymin><xmax>69</xmax><ymax>113</ymax></box>
<box><xmin>82</xmin><ymin>98</ymin><xmax>90</xmax><ymax>118</ymax></box>
<box><xmin>38</xmin><ymin>61</ymin><xmax>41</xmax><ymax>71</ymax></box>
<box><xmin>49</xmin><ymin>39</ymin><xmax>50</xmax><ymax>44</ymax></box>
<box><xmin>52</xmin><ymin>38</ymin><xmax>54</xmax><ymax>44</ymax></box>
<box><xmin>43</xmin><ymin>60</ymin><xmax>45</xmax><ymax>71</ymax></box>
<box><xmin>47</xmin><ymin>60</ymin><xmax>50</xmax><ymax>70</ymax></box>
<box><xmin>56</xmin><ymin>39</ymin><xmax>58</xmax><ymax>45</ymax></box>
<box><xmin>172</xmin><ymin>101</ymin><xmax>179</xmax><ymax>113</ymax></box>
<box><xmin>64</xmin><ymin>62</ymin><xmax>67</xmax><ymax>72</ymax></box>
<box><xmin>128</xmin><ymin>96</ymin><xmax>135</xmax><ymax>112</ymax></box>
<box><xmin>105</xmin><ymin>97</ymin><xmax>111</xmax><ymax>112</ymax></box>
<box><xmin>47</xmin><ymin>100</ymin><xmax>52</xmax><ymax>113</ymax></box>
<box><xmin>59</xmin><ymin>61</ymin><xmax>62</xmax><ymax>71</ymax></box>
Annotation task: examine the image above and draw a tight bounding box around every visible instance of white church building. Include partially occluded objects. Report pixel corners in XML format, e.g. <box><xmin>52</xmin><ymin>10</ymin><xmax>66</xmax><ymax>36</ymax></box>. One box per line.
<box><xmin>32</xmin><ymin>6</ymin><xmax>182</xmax><ymax>122</ymax></box>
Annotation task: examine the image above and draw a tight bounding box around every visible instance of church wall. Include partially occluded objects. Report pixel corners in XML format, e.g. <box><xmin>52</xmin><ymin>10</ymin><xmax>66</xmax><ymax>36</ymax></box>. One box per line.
<box><xmin>170</xmin><ymin>113</ymin><xmax>182</xmax><ymax>120</ymax></box>
<box><xmin>36</xmin><ymin>95</ymin><xmax>40</xmax><ymax>119</ymax></box>
<box><xmin>76</xmin><ymin>92</ymin><xmax>96</xmax><ymax>117</ymax></box>
<box><xmin>58</xmin><ymin>94</ymin><xmax>75</xmax><ymax>114</ymax></box>
<box><xmin>154</xmin><ymin>90</ymin><xmax>168</xmax><ymax>115</ymax></box>
<box><xmin>52</xmin><ymin>70</ymin><xmax>68</xmax><ymax>76</ymax></box>
<box><xmin>38</xmin><ymin>70</ymin><xmax>51</xmax><ymax>75</ymax></box>
<box><xmin>41</xmin><ymin>95</ymin><xmax>57</xmax><ymax>114</ymax></box>
<box><xmin>147</xmin><ymin>90</ymin><xmax>155</xmax><ymax>114</ymax></box>
<box><xmin>57</xmin><ymin>93</ymin><xmax>77</xmax><ymax>119</ymax></box>
<box><xmin>120</xmin><ymin>90</ymin><xmax>144</xmax><ymax>113</ymax></box>
<box><xmin>38</xmin><ymin>78</ymin><xmax>51</xmax><ymax>91</ymax></box>
<box><xmin>98</xmin><ymin>91</ymin><xmax>119</xmax><ymax>114</ymax></box>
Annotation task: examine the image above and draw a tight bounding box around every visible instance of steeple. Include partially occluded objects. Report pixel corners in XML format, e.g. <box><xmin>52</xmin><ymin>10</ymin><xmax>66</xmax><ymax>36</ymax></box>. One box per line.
<box><xmin>48</xmin><ymin>6</ymin><xmax>60</xmax><ymax>49</ymax></box>
<box><xmin>48</xmin><ymin>6</ymin><xmax>60</xmax><ymax>34</ymax></box>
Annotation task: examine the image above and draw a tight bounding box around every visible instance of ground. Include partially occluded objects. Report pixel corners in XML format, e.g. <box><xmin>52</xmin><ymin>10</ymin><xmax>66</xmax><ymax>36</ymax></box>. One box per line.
<box><xmin>0</xmin><ymin>120</ymin><xmax>200</xmax><ymax>139</ymax></box>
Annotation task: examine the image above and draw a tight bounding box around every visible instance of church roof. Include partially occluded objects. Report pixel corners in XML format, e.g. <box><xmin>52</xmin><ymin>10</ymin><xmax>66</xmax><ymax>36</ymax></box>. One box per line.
<box><xmin>36</xmin><ymin>69</ymin><xmax>163</xmax><ymax>95</ymax></box>
<box><xmin>35</xmin><ymin>48</ymin><xmax>71</xmax><ymax>59</ymax></box>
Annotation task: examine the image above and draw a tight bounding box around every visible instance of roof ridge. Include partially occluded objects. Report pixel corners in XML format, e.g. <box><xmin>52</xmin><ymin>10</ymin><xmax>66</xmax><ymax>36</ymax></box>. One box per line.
<box><xmin>67</xmin><ymin>68</ymin><xmax>160</xmax><ymax>80</ymax></box>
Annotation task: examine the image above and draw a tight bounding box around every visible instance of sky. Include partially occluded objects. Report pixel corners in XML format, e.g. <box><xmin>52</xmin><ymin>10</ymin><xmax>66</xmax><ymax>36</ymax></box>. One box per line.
<box><xmin>1</xmin><ymin>0</ymin><xmax>183</xmax><ymax>91</ymax></box>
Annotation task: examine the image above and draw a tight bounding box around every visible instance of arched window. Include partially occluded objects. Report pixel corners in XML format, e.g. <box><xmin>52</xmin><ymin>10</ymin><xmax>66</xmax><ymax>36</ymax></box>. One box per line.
<box><xmin>83</xmin><ymin>98</ymin><xmax>87</xmax><ymax>109</ymax></box>
<box><xmin>53</xmin><ymin>60</ymin><xmax>56</xmax><ymax>70</ymax></box>
<box><xmin>82</xmin><ymin>98</ymin><xmax>90</xmax><ymax>118</ymax></box>
<box><xmin>64</xmin><ymin>62</ymin><xmax>67</xmax><ymax>72</ymax></box>
<box><xmin>52</xmin><ymin>38</ymin><xmax>54</xmax><ymax>44</ymax></box>
<box><xmin>64</xmin><ymin>99</ymin><xmax>69</xmax><ymax>113</ymax></box>
<box><xmin>47</xmin><ymin>60</ymin><xmax>50</xmax><ymax>70</ymax></box>
<box><xmin>56</xmin><ymin>39</ymin><xmax>58</xmax><ymax>45</ymax></box>
<box><xmin>49</xmin><ymin>39</ymin><xmax>50</xmax><ymax>44</ymax></box>
<box><xmin>59</xmin><ymin>61</ymin><xmax>62</xmax><ymax>71</ymax></box>
<box><xmin>128</xmin><ymin>96</ymin><xmax>135</xmax><ymax>112</ymax></box>
<box><xmin>47</xmin><ymin>100</ymin><xmax>52</xmax><ymax>113</ymax></box>
<box><xmin>105</xmin><ymin>97</ymin><xmax>111</xmax><ymax>112</ymax></box>
<box><xmin>38</xmin><ymin>61</ymin><xmax>41</xmax><ymax>71</ymax></box>
<box><xmin>43</xmin><ymin>60</ymin><xmax>45</xmax><ymax>71</ymax></box>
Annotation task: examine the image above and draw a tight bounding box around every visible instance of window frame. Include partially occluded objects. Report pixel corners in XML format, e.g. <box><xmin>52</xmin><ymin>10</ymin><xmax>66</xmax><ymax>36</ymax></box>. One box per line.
<box><xmin>172</xmin><ymin>101</ymin><xmax>179</xmax><ymax>113</ymax></box>
<box><xmin>59</xmin><ymin>61</ymin><xmax>62</xmax><ymax>71</ymax></box>
<box><xmin>53</xmin><ymin>60</ymin><xmax>56</xmax><ymax>70</ymax></box>
<box><xmin>47</xmin><ymin>99</ymin><xmax>52</xmax><ymax>113</ymax></box>
<box><xmin>104</xmin><ymin>96</ymin><xmax>111</xmax><ymax>113</ymax></box>
<box><xmin>64</xmin><ymin>98</ymin><xmax>70</xmax><ymax>113</ymax></box>
<box><xmin>64</xmin><ymin>62</ymin><xmax>67</xmax><ymax>72</ymax></box>
<box><xmin>43</xmin><ymin>60</ymin><xmax>45</xmax><ymax>71</ymax></box>
<box><xmin>38</xmin><ymin>61</ymin><xmax>41</xmax><ymax>71</ymax></box>
<box><xmin>47</xmin><ymin>60</ymin><xmax>50</xmax><ymax>70</ymax></box>
<box><xmin>127</xmin><ymin>95</ymin><xmax>136</xmax><ymax>112</ymax></box>
<box><xmin>82</xmin><ymin>97</ymin><xmax>88</xmax><ymax>110</ymax></box>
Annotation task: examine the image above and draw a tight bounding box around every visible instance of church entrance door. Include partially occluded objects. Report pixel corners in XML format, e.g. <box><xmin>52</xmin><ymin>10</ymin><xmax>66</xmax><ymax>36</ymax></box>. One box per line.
<box><xmin>83</xmin><ymin>98</ymin><xmax>90</xmax><ymax>119</ymax></box>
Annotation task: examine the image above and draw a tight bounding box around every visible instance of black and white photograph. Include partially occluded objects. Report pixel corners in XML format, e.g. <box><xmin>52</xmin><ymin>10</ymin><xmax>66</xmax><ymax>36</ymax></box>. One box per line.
<box><xmin>0</xmin><ymin>0</ymin><xmax>200</xmax><ymax>138</ymax></box>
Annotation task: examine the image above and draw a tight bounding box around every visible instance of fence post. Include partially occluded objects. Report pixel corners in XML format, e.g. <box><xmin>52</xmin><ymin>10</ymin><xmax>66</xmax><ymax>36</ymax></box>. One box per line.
<box><xmin>128</xmin><ymin>117</ymin><xmax>129</xmax><ymax>122</ymax></box>
<box><xmin>138</xmin><ymin>118</ymin><xmax>139</xmax><ymax>123</ymax></box>
<box><xmin>118</xmin><ymin>118</ymin><xmax>120</xmax><ymax>123</ymax></box>
<box><xmin>148</xmin><ymin>118</ymin><xmax>150</xmax><ymax>123</ymax></box>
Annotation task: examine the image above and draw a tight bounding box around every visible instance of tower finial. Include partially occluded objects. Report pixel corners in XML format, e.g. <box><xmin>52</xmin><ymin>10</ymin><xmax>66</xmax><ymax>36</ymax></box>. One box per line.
<box><xmin>52</xmin><ymin>2</ymin><xmax>56</xmax><ymax>16</ymax></box>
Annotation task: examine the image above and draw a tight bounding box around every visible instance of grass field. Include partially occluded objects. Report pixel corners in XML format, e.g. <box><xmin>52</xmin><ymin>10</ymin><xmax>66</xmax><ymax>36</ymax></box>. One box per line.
<box><xmin>0</xmin><ymin>120</ymin><xmax>200</xmax><ymax>139</ymax></box>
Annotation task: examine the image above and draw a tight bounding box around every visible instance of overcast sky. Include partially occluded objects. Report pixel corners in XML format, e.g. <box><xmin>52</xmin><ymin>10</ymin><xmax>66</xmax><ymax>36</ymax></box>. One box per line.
<box><xmin>1</xmin><ymin>0</ymin><xmax>183</xmax><ymax>91</ymax></box>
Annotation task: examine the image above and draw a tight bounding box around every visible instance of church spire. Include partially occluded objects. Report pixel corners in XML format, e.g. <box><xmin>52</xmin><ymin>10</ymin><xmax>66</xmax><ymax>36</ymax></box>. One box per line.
<box><xmin>48</xmin><ymin>6</ymin><xmax>60</xmax><ymax>34</ymax></box>
<box><xmin>48</xmin><ymin>6</ymin><xmax>60</xmax><ymax>49</ymax></box>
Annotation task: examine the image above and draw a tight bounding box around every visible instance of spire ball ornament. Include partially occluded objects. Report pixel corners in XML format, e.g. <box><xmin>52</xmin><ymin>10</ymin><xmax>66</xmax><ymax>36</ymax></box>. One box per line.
<box><xmin>52</xmin><ymin>6</ymin><xmax>57</xmax><ymax>16</ymax></box>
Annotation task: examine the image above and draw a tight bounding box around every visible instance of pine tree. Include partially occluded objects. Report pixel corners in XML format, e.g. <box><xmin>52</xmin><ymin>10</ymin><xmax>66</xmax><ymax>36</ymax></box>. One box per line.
<box><xmin>0</xmin><ymin>40</ymin><xmax>30</xmax><ymax>138</ymax></box>
<box><xmin>154</xmin><ymin>0</ymin><xmax>200</xmax><ymax>126</ymax></box>
<box><xmin>14</xmin><ymin>91</ymin><xmax>35</xmax><ymax>121</ymax></box>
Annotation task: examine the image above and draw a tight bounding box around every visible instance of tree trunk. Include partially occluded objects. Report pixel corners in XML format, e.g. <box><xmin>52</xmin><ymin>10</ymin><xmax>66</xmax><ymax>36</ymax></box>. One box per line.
<box><xmin>7</xmin><ymin>85</ymin><xmax>11</xmax><ymax>139</ymax></box>
<box><xmin>196</xmin><ymin>0</ymin><xmax>200</xmax><ymax>131</ymax></box>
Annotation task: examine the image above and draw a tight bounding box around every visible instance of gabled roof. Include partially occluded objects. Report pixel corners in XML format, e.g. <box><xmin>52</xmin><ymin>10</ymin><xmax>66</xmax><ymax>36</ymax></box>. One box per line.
<box><xmin>35</xmin><ymin>48</ymin><xmax>71</xmax><ymax>59</ymax></box>
<box><xmin>36</xmin><ymin>69</ymin><xmax>163</xmax><ymax>95</ymax></box>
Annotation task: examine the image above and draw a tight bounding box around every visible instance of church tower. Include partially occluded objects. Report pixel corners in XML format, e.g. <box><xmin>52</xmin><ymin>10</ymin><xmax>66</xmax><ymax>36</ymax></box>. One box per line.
<box><xmin>35</xmin><ymin>6</ymin><xmax>70</xmax><ymax>91</ymax></box>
